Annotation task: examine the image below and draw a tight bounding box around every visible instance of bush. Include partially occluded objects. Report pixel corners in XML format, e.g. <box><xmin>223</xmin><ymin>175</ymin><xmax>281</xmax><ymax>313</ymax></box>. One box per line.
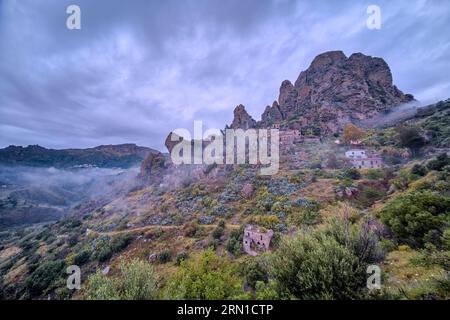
<box><xmin>269</xmin><ymin>232</ymin><xmax>367</xmax><ymax>299</ymax></box>
<box><xmin>244</xmin><ymin>258</ymin><xmax>269</xmax><ymax>290</ymax></box>
<box><xmin>166</xmin><ymin>249</ymin><xmax>247</xmax><ymax>299</ymax></box>
<box><xmin>176</xmin><ymin>252</ymin><xmax>189</xmax><ymax>265</ymax></box>
<box><xmin>396</xmin><ymin>125</ymin><xmax>426</xmax><ymax>156</ymax></box>
<box><xmin>343</xmin><ymin>168</ymin><xmax>361</xmax><ymax>180</ymax></box>
<box><xmin>212</xmin><ymin>226</ymin><xmax>224</xmax><ymax>240</ymax></box>
<box><xmin>268</xmin><ymin>217</ymin><xmax>384</xmax><ymax>299</ymax></box>
<box><xmin>355</xmin><ymin>186</ymin><xmax>385</xmax><ymax>208</ymax></box>
<box><xmin>26</xmin><ymin>260</ymin><xmax>65</xmax><ymax>296</ymax></box>
<box><xmin>73</xmin><ymin>249</ymin><xmax>91</xmax><ymax>265</ymax></box>
<box><xmin>86</xmin><ymin>259</ymin><xmax>157</xmax><ymax>300</ymax></box>
<box><xmin>111</xmin><ymin>234</ymin><xmax>134</xmax><ymax>252</ymax></box>
<box><xmin>365</xmin><ymin>169</ymin><xmax>384</xmax><ymax>180</ymax></box>
<box><xmin>427</xmin><ymin>153</ymin><xmax>450</xmax><ymax>171</ymax></box>
<box><xmin>158</xmin><ymin>250</ymin><xmax>172</xmax><ymax>263</ymax></box>
<box><xmin>97</xmin><ymin>245</ymin><xmax>113</xmax><ymax>262</ymax></box>
<box><xmin>411</xmin><ymin>164</ymin><xmax>427</xmax><ymax>177</ymax></box>
<box><xmin>378</xmin><ymin>191</ymin><xmax>450</xmax><ymax>248</ymax></box>
<box><xmin>226</xmin><ymin>228</ymin><xmax>244</xmax><ymax>256</ymax></box>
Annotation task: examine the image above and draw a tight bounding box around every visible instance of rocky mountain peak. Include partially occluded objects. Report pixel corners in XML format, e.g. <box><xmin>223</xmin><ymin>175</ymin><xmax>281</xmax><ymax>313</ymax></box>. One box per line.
<box><xmin>231</xmin><ymin>50</ymin><xmax>415</xmax><ymax>134</ymax></box>
<box><xmin>230</xmin><ymin>104</ymin><xmax>257</xmax><ymax>129</ymax></box>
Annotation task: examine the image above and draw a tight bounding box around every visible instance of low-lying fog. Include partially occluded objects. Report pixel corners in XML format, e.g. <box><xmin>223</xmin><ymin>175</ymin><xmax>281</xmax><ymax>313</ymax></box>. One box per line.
<box><xmin>0</xmin><ymin>165</ymin><xmax>141</xmax><ymax>228</ymax></box>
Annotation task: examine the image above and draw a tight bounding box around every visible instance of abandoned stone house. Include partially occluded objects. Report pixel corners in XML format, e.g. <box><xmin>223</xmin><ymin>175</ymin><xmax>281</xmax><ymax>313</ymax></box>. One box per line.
<box><xmin>243</xmin><ymin>225</ymin><xmax>274</xmax><ymax>256</ymax></box>
<box><xmin>279</xmin><ymin>130</ymin><xmax>301</xmax><ymax>147</ymax></box>
<box><xmin>345</xmin><ymin>148</ymin><xmax>383</xmax><ymax>169</ymax></box>
<box><xmin>279</xmin><ymin>130</ymin><xmax>321</xmax><ymax>148</ymax></box>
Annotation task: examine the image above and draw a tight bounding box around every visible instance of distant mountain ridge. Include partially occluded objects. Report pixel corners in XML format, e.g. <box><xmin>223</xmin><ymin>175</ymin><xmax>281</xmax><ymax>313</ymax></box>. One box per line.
<box><xmin>0</xmin><ymin>143</ymin><xmax>157</xmax><ymax>168</ymax></box>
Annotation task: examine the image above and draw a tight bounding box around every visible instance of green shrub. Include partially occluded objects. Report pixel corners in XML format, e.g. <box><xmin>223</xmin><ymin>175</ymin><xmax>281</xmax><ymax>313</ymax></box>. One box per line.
<box><xmin>365</xmin><ymin>169</ymin><xmax>384</xmax><ymax>180</ymax></box>
<box><xmin>355</xmin><ymin>186</ymin><xmax>385</xmax><ymax>208</ymax></box>
<box><xmin>86</xmin><ymin>259</ymin><xmax>157</xmax><ymax>300</ymax></box>
<box><xmin>111</xmin><ymin>234</ymin><xmax>134</xmax><ymax>252</ymax></box>
<box><xmin>158</xmin><ymin>250</ymin><xmax>172</xmax><ymax>263</ymax></box>
<box><xmin>244</xmin><ymin>258</ymin><xmax>269</xmax><ymax>290</ymax></box>
<box><xmin>166</xmin><ymin>249</ymin><xmax>247</xmax><ymax>299</ymax></box>
<box><xmin>342</xmin><ymin>168</ymin><xmax>361</xmax><ymax>180</ymax></box>
<box><xmin>97</xmin><ymin>244</ymin><xmax>113</xmax><ymax>262</ymax></box>
<box><xmin>396</xmin><ymin>125</ymin><xmax>425</xmax><ymax>156</ymax></box>
<box><xmin>26</xmin><ymin>260</ymin><xmax>65</xmax><ymax>296</ymax></box>
<box><xmin>226</xmin><ymin>228</ymin><xmax>244</xmax><ymax>256</ymax></box>
<box><xmin>427</xmin><ymin>153</ymin><xmax>450</xmax><ymax>171</ymax></box>
<box><xmin>73</xmin><ymin>249</ymin><xmax>91</xmax><ymax>265</ymax></box>
<box><xmin>269</xmin><ymin>232</ymin><xmax>367</xmax><ymax>299</ymax></box>
<box><xmin>268</xmin><ymin>218</ymin><xmax>384</xmax><ymax>299</ymax></box>
<box><xmin>212</xmin><ymin>226</ymin><xmax>224</xmax><ymax>240</ymax></box>
<box><xmin>176</xmin><ymin>252</ymin><xmax>189</xmax><ymax>266</ymax></box>
<box><xmin>378</xmin><ymin>191</ymin><xmax>450</xmax><ymax>248</ymax></box>
<box><xmin>411</xmin><ymin>164</ymin><xmax>427</xmax><ymax>177</ymax></box>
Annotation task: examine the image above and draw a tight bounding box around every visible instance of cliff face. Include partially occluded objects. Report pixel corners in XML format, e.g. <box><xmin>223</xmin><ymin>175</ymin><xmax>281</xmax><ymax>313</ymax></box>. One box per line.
<box><xmin>230</xmin><ymin>104</ymin><xmax>257</xmax><ymax>129</ymax></box>
<box><xmin>232</xmin><ymin>51</ymin><xmax>415</xmax><ymax>134</ymax></box>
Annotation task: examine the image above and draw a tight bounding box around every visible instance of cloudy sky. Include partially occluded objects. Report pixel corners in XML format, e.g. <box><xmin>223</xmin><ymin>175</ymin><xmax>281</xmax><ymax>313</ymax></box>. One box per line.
<box><xmin>0</xmin><ymin>0</ymin><xmax>449</xmax><ymax>151</ymax></box>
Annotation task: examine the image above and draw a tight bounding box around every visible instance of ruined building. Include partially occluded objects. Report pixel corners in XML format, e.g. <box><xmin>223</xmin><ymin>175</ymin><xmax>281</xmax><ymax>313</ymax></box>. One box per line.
<box><xmin>243</xmin><ymin>225</ymin><xmax>274</xmax><ymax>256</ymax></box>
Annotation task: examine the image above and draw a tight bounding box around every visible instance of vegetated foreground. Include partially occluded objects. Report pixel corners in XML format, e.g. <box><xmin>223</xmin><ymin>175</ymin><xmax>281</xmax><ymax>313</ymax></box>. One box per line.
<box><xmin>0</xmin><ymin>51</ymin><xmax>449</xmax><ymax>300</ymax></box>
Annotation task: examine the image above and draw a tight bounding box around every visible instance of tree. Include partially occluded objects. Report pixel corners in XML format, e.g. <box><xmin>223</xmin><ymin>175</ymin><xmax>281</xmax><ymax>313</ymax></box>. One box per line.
<box><xmin>427</xmin><ymin>153</ymin><xmax>450</xmax><ymax>171</ymax></box>
<box><xmin>166</xmin><ymin>249</ymin><xmax>247</xmax><ymax>299</ymax></box>
<box><xmin>268</xmin><ymin>217</ymin><xmax>384</xmax><ymax>299</ymax></box>
<box><xmin>411</xmin><ymin>164</ymin><xmax>427</xmax><ymax>176</ymax></box>
<box><xmin>378</xmin><ymin>191</ymin><xmax>450</xmax><ymax>248</ymax></box>
<box><xmin>26</xmin><ymin>260</ymin><xmax>65</xmax><ymax>296</ymax></box>
<box><xmin>269</xmin><ymin>232</ymin><xmax>366</xmax><ymax>299</ymax></box>
<box><xmin>86</xmin><ymin>259</ymin><xmax>157</xmax><ymax>300</ymax></box>
<box><xmin>343</xmin><ymin>124</ymin><xmax>365</xmax><ymax>144</ymax></box>
<box><xmin>396</xmin><ymin>125</ymin><xmax>425</xmax><ymax>156</ymax></box>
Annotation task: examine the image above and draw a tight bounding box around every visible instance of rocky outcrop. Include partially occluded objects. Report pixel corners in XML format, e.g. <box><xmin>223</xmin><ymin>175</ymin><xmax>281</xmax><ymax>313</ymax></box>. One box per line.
<box><xmin>139</xmin><ymin>152</ymin><xmax>168</xmax><ymax>178</ymax></box>
<box><xmin>232</xmin><ymin>51</ymin><xmax>415</xmax><ymax>134</ymax></box>
<box><xmin>261</xmin><ymin>101</ymin><xmax>284</xmax><ymax>124</ymax></box>
<box><xmin>165</xmin><ymin>132</ymin><xmax>182</xmax><ymax>154</ymax></box>
<box><xmin>230</xmin><ymin>104</ymin><xmax>257</xmax><ymax>129</ymax></box>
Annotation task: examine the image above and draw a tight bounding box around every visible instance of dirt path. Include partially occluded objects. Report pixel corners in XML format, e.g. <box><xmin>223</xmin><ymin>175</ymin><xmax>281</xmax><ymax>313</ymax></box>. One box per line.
<box><xmin>99</xmin><ymin>222</ymin><xmax>241</xmax><ymax>237</ymax></box>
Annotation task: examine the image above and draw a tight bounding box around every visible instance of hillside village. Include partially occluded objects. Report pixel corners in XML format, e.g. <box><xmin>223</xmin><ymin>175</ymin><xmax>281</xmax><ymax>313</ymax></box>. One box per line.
<box><xmin>0</xmin><ymin>52</ymin><xmax>449</xmax><ymax>301</ymax></box>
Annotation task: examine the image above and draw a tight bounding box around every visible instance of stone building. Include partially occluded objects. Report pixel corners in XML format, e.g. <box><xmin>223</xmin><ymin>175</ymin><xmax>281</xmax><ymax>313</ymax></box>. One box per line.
<box><xmin>345</xmin><ymin>148</ymin><xmax>383</xmax><ymax>169</ymax></box>
<box><xmin>243</xmin><ymin>225</ymin><xmax>274</xmax><ymax>256</ymax></box>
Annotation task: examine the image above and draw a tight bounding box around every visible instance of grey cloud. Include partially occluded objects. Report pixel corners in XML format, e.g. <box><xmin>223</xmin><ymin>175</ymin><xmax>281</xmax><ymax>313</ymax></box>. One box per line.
<box><xmin>0</xmin><ymin>0</ymin><xmax>449</xmax><ymax>151</ymax></box>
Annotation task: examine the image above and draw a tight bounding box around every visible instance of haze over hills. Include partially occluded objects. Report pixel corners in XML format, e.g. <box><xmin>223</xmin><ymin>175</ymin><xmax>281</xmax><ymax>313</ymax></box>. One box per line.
<box><xmin>0</xmin><ymin>143</ymin><xmax>155</xmax><ymax>229</ymax></box>
<box><xmin>0</xmin><ymin>51</ymin><xmax>449</xmax><ymax>301</ymax></box>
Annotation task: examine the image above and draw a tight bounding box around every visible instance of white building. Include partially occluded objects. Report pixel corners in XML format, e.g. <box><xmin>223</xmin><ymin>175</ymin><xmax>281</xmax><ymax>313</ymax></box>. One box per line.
<box><xmin>345</xmin><ymin>149</ymin><xmax>383</xmax><ymax>169</ymax></box>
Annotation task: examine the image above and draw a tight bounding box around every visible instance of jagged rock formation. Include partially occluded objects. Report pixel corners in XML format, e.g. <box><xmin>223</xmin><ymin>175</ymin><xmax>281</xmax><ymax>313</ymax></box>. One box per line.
<box><xmin>230</xmin><ymin>104</ymin><xmax>257</xmax><ymax>129</ymax></box>
<box><xmin>139</xmin><ymin>152</ymin><xmax>168</xmax><ymax>178</ymax></box>
<box><xmin>231</xmin><ymin>51</ymin><xmax>415</xmax><ymax>135</ymax></box>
